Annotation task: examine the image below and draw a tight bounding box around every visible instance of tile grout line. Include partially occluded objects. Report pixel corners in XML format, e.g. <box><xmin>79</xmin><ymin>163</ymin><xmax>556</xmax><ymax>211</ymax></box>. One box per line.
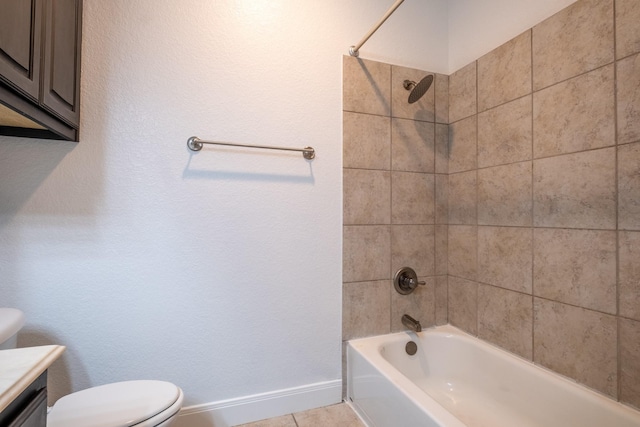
<box><xmin>475</xmin><ymin>60</ymin><xmax>480</xmax><ymax>337</ymax></box>
<box><xmin>444</xmin><ymin>74</ymin><xmax>450</xmax><ymax>326</ymax></box>
<box><xmin>432</xmin><ymin>81</ymin><xmax>438</xmax><ymax>324</ymax></box>
<box><xmin>530</xmin><ymin>24</ymin><xmax>536</xmax><ymax>364</ymax></box>
<box><xmin>477</xmin><ymin>59</ymin><xmax>616</xmax><ymax>117</ymax></box>
<box><xmin>612</xmin><ymin>0</ymin><xmax>622</xmax><ymax>403</ymax></box>
<box><xmin>388</xmin><ymin>65</ymin><xmax>394</xmax><ymax>334</ymax></box>
<box><xmin>445</xmin><ymin>74</ymin><xmax>450</xmax><ymax>324</ymax></box>
<box><xmin>433</xmin><ymin>75</ymin><xmax>439</xmax><ymax>317</ymax></box>
<box><xmin>449</xmin><ymin>222</ymin><xmax>618</xmax><ymax>233</ymax></box>
<box><xmin>448</xmin><ymin>143</ymin><xmax>622</xmax><ymax>176</ymax></box>
<box><xmin>448</xmin><ymin>270</ymin><xmax>621</xmax><ymax>318</ymax></box>
<box><xmin>432</xmin><ymin>74</ymin><xmax>440</xmax><ymax>314</ymax></box>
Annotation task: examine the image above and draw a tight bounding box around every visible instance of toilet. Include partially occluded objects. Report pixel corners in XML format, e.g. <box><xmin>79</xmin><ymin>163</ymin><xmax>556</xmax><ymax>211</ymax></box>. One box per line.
<box><xmin>47</xmin><ymin>379</ymin><xmax>183</xmax><ymax>427</ymax></box>
<box><xmin>0</xmin><ymin>308</ymin><xmax>184</xmax><ymax>427</ymax></box>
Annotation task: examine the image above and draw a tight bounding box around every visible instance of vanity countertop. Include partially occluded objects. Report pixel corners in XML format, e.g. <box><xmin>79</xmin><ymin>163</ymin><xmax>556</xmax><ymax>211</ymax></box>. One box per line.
<box><xmin>0</xmin><ymin>345</ymin><xmax>65</xmax><ymax>413</ymax></box>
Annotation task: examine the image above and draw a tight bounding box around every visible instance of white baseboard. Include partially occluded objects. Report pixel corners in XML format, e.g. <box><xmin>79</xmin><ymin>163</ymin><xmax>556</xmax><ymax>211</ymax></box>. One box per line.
<box><xmin>174</xmin><ymin>380</ymin><xmax>342</xmax><ymax>427</ymax></box>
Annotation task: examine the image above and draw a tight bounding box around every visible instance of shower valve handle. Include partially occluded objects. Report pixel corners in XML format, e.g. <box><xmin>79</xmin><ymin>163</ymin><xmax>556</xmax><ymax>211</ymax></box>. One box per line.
<box><xmin>403</xmin><ymin>277</ymin><xmax>426</xmax><ymax>287</ymax></box>
<box><xmin>394</xmin><ymin>267</ymin><xmax>424</xmax><ymax>295</ymax></box>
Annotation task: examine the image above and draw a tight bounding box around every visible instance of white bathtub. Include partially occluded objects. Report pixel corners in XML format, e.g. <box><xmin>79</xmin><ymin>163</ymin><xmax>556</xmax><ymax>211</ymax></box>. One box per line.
<box><xmin>347</xmin><ymin>325</ymin><xmax>640</xmax><ymax>427</ymax></box>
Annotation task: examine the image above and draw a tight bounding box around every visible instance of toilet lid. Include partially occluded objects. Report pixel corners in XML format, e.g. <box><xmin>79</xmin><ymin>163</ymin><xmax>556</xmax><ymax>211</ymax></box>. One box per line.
<box><xmin>47</xmin><ymin>380</ymin><xmax>180</xmax><ymax>427</ymax></box>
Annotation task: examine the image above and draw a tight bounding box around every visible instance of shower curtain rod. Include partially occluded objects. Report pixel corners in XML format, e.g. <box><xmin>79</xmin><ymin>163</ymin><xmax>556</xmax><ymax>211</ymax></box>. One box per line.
<box><xmin>349</xmin><ymin>0</ymin><xmax>405</xmax><ymax>57</ymax></box>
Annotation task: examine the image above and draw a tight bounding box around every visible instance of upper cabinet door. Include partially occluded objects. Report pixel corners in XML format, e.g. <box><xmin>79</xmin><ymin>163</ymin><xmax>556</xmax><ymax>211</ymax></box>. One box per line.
<box><xmin>42</xmin><ymin>0</ymin><xmax>82</xmax><ymax>127</ymax></box>
<box><xmin>0</xmin><ymin>0</ymin><xmax>43</xmax><ymax>101</ymax></box>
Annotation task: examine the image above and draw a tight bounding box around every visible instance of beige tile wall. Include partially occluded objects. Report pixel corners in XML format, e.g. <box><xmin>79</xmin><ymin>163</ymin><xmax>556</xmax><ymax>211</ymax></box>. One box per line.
<box><xmin>342</xmin><ymin>57</ymin><xmax>448</xmax><ymax>348</ymax></box>
<box><xmin>445</xmin><ymin>0</ymin><xmax>640</xmax><ymax>410</ymax></box>
<box><xmin>342</xmin><ymin>0</ymin><xmax>640</xmax><ymax>411</ymax></box>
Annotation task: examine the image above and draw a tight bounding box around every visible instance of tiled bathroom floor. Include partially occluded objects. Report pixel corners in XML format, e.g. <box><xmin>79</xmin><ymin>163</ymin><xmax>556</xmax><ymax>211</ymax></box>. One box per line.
<box><xmin>233</xmin><ymin>403</ymin><xmax>366</xmax><ymax>427</ymax></box>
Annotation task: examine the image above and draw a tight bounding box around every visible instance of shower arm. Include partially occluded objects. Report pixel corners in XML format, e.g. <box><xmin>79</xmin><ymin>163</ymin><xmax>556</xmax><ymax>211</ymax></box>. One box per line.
<box><xmin>349</xmin><ymin>0</ymin><xmax>405</xmax><ymax>57</ymax></box>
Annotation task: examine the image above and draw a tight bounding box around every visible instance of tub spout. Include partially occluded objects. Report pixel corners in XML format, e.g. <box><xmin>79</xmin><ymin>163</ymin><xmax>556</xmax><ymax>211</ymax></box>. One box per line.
<box><xmin>401</xmin><ymin>314</ymin><xmax>422</xmax><ymax>332</ymax></box>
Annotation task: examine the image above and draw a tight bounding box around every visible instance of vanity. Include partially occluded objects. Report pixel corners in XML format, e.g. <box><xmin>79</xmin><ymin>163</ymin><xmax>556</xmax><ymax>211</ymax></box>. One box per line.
<box><xmin>0</xmin><ymin>346</ymin><xmax>65</xmax><ymax>426</ymax></box>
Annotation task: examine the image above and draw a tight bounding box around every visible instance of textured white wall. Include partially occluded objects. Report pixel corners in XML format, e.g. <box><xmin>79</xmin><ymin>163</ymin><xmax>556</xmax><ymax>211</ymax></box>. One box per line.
<box><xmin>0</xmin><ymin>0</ymin><xmax>448</xmax><ymax>408</ymax></box>
<box><xmin>448</xmin><ymin>0</ymin><xmax>579</xmax><ymax>72</ymax></box>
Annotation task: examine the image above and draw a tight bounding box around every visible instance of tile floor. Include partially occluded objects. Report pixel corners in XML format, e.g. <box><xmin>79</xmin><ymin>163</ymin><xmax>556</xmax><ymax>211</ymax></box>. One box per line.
<box><xmin>233</xmin><ymin>403</ymin><xmax>366</xmax><ymax>427</ymax></box>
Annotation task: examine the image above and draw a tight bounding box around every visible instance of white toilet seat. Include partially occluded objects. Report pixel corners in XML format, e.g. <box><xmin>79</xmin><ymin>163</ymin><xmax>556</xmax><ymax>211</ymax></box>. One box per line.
<box><xmin>47</xmin><ymin>380</ymin><xmax>183</xmax><ymax>427</ymax></box>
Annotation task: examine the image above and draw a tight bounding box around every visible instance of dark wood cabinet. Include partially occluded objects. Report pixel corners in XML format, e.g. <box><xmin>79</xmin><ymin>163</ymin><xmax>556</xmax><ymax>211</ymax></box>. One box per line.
<box><xmin>0</xmin><ymin>0</ymin><xmax>42</xmax><ymax>101</ymax></box>
<box><xmin>0</xmin><ymin>372</ymin><xmax>47</xmax><ymax>427</ymax></box>
<box><xmin>0</xmin><ymin>0</ymin><xmax>82</xmax><ymax>141</ymax></box>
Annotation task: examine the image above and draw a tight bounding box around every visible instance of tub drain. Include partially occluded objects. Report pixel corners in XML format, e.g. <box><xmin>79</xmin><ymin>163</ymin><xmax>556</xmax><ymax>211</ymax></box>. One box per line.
<box><xmin>405</xmin><ymin>341</ymin><xmax>417</xmax><ymax>355</ymax></box>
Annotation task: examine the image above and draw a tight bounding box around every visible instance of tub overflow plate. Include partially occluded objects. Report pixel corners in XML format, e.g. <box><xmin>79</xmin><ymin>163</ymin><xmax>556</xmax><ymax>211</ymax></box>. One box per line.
<box><xmin>406</xmin><ymin>341</ymin><xmax>418</xmax><ymax>355</ymax></box>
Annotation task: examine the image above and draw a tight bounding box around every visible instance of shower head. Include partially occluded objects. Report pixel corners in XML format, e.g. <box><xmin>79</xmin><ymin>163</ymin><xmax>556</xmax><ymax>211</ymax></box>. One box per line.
<box><xmin>403</xmin><ymin>74</ymin><xmax>434</xmax><ymax>104</ymax></box>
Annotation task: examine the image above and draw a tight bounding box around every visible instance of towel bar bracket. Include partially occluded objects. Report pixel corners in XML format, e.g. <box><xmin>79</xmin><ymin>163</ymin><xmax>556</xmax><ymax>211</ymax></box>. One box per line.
<box><xmin>187</xmin><ymin>137</ymin><xmax>205</xmax><ymax>151</ymax></box>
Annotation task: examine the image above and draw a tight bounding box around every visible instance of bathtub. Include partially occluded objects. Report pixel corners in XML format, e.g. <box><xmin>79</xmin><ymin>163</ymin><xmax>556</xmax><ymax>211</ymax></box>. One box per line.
<box><xmin>347</xmin><ymin>325</ymin><xmax>640</xmax><ymax>427</ymax></box>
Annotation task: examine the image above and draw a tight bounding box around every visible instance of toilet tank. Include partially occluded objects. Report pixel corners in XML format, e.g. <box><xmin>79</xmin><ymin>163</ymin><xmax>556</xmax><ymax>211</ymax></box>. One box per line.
<box><xmin>0</xmin><ymin>308</ymin><xmax>25</xmax><ymax>350</ymax></box>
